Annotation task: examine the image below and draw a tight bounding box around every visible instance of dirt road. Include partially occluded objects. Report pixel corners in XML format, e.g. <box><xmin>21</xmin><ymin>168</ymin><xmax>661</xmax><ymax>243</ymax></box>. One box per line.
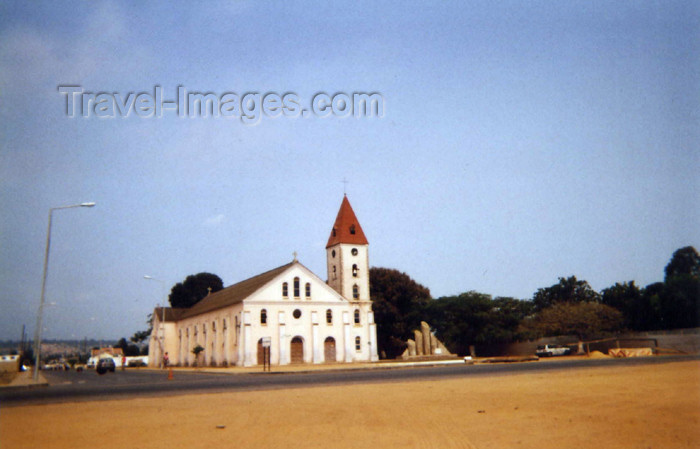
<box><xmin>2</xmin><ymin>360</ymin><xmax>698</xmax><ymax>449</ymax></box>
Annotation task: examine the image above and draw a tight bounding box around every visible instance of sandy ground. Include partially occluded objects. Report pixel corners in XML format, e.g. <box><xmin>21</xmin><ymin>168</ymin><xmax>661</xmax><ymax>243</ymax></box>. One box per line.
<box><xmin>1</xmin><ymin>360</ymin><xmax>698</xmax><ymax>449</ymax></box>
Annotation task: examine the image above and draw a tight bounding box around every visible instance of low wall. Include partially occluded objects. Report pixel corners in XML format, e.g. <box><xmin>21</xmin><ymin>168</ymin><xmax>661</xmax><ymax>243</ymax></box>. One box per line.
<box><xmin>473</xmin><ymin>328</ymin><xmax>700</xmax><ymax>357</ymax></box>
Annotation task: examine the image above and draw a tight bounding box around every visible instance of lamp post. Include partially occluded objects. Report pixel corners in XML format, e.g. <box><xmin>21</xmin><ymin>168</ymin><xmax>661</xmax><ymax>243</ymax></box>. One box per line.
<box><xmin>33</xmin><ymin>202</ymin><xmax>95</xmax><ymax>382</ymax></box>
<box><xmin>144</xmin><ymin>275</ymin><xmax>166</xmax><ymax>367</ymax></box>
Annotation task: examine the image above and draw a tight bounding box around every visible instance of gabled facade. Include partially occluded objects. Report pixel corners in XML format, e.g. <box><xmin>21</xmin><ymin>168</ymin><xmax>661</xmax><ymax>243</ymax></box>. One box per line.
<box><xmin>149</xmin><ymin>196</ymin><xmax>379</xmax><ymax>367</ymax></box>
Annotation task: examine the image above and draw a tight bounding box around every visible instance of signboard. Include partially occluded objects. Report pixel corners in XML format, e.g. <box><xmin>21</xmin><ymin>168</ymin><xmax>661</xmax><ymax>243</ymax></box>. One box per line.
<box><xmin>261</xmin><ymin>337</ymin><xmax>272</xmax><ymax>348</ymax></box>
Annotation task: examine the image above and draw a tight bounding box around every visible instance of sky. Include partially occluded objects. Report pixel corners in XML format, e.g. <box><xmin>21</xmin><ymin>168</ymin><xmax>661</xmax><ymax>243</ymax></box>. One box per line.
<box><xmin>0</xmin><ymin>1</ymin><xmax>698</xmax><ymax>341</ymax></box>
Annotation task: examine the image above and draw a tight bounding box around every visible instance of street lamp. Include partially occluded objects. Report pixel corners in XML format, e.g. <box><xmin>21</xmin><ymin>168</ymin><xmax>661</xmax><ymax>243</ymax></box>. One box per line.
<box><xmin>33</xmin><ymin>202</ymin><xmax>95</xmax><ymax>382</ymax></box>
<box><xmin>144</xmin><ymin>275</ymin><xmax>167</xmax><ymax>367</ymax></box>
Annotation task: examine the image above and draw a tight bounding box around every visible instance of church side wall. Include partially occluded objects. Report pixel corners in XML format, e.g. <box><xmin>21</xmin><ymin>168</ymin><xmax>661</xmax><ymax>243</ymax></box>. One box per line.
<box><xmin>174</xmin><ymin>303</ymin><xmax>243</xmax><ymax>367</ymax></box>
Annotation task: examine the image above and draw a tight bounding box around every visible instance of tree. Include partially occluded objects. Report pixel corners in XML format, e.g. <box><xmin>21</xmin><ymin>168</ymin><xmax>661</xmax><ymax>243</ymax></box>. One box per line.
<box><xmin>192</xmin><ymin>344</ymin><xmax>204</xmax><ymax>366</ymax></box>
<box><xmin>114</xmin><ymin>337</ymin><xmax>140</xmax><ymax>356</ymax></box>
<box><xmin>169</xmin><ymin>272</ymin><xmax>224</xmax><ymax>308</ymax></box>
<box><xmin>532</xmin><ymin>276</ymin><xmax>600</xmax><ymax>311</ymax></box>
<box><xmin>426</xmin><ymin>293</ymin><xmax>534</xmax><ymax>356</ymax></box>
<box><xmin>664</xmin><ymin>246</ymin><xmax>700</xmax><ymax>281</ymax></box>
<box><xmin>601</xmin><ymin>281</ymin><xmax>649</xmax><ymax>330</ymax></box>
<box><xmin>520</xmin><ymin>302</ymin><xmax>623</xmax><ymax>342</ymax></box>
<box><xmin>130</xmin><ymin>330</ymin><xmax>150</xmax><ymax>345</ymax></box>
<box><xmin>659</xmin><ymin>275</ymin><xmax>700</xmax><ymax>329</ymax></box>
<box><xmin>370</xmin><ymin>267</ymin><xmax>432</xmax><ymax>359</ymax></box>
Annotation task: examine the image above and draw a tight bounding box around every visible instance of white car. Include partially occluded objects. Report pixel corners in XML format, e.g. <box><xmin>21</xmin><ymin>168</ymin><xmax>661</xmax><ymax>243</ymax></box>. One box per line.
<box><xmin>535</xmin><ymin>344</ymin><xmax>572</xmax><ymax>357</ymax></box>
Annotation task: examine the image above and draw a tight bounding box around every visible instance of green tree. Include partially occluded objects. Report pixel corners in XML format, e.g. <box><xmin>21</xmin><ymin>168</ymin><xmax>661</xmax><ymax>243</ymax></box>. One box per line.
<box><xmin>114</xmin><ymin>337</ymin><xmax>140</xmax><ymax>356</ymax></box>
<box><xmin>660</xmin><ymin>275</ymin><xmax>700</xmax><ymax>329</ymax></box>
<box><xmin>532</xmin><ymin>276</ymin><xmax>600</xmax><ymax>311</ymax></box>
<box><xmin>370</xmin><ymin>267</ymin><xmax>432</xmax><ymax>359</ymax></box>
<box><xmin>601</xmin><ymin>281</ymin><xmax>649</xmax><ymax>330</ymax></box>
<box><xmin>130</xmin><ymin>330</ymin><xmax>150</xmax><ymax>345</ymax></box>
<box><xmin>664</xmin><ymin>246</ymin><xmax>700</xmax><ymax>281</ymax></box>
<box><xmin>169</xmin><ymin>272</ymin><xmax>224</xmax><ymax>308</ymax></box>
<box><xmin>520</xmin><ymin>302</ymin><xmax>624</xmax><ymax>341</ymax></box>
<box><xmin>426</xmin><ymin>293</ymin><xmax>533</xmax><ymax>356</ymax></box>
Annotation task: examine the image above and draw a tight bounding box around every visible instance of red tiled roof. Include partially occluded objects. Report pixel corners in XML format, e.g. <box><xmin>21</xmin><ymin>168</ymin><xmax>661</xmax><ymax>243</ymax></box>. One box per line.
<box><xmin>178</xmin><ymin>262</ymin><xmax>295</xmax><ymax>319</ymax></box>
<box><xmin>326</xmin><ymin>195</ymin><xmax>369</xmax><ymax>248</ymax></box>
<box><xmin>153</xmin><ymin>307</ymin><xmax>186</xmax><ymax>322</ymax></box>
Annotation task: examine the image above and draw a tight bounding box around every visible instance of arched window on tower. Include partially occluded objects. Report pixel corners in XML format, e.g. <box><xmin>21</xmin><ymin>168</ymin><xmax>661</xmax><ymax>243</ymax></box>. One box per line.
<box><xmin>353</xmin><ymin>284</ymin><xmax>359</xmax><ymax>300</ymax></box>
<box><xmin>349</xmin><ymin>224</ymin><xmax>356</xmax><ymax>235</ymax></box>
<box><xmin>352</xmin><ymin>264</ymin><xmax>358</xmax><ymax>277</ymax></box>
<box><xmin>355</xmin><ymin>336</ymin><xmax>361</xmax><ymax>351</ymax></box>
<box><xmin>293</xmin><ymin>277</ymin><xmax>300</xmax><ymax>297</ymax></box>
<box><xmin>261</xmin><ymin>309</ymin><xmax>267</xmax><ymax>325</ymax></box>
<box><xmin>332</xmin><ymin>265</ymin><xmax>337</xmax><ymax>279</ymax></box>
<box><xmin>354</xmin><ymin>309</ymin><xmax>360</xmax><ymax>324</ymax></box>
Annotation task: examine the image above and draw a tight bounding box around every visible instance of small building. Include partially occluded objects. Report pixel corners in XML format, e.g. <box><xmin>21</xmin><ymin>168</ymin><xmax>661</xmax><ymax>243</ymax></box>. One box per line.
<box><xmin>90</xmin><ymin>347</ymin><xmax>124</xmax><ymax>358</ymax></box>
<box><xmin>149</xmin><ymin>196</ymin><xmax>379</xmax><ymax>367</ymax></box>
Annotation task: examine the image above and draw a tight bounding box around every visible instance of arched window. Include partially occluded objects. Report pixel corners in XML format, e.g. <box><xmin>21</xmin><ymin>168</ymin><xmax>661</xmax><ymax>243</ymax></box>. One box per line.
<box><xmin>352</xmin><ymin>264</ymin><xmax>358</xmax><ymax>277</ymax></box>
<box><xmin>350</xmin><ymin>225</ymin><xmax>356</xmax><ymax>235</ymax></box>
<box><xmin>305</xmin><ymin>282</ymin><xmax>311</xmax><ymax>298</ymax></box>
<box><xmin>294</xmin><ymin>277</ymin><xmax>300</xmax><ymax>297</ymax></box>
<box><xmin>203</xmin><ymin>323</ymin><xmax>207</xmax><ymax>335</ymax></box>
<box><xmin>261</xmin><ymin>309</ymin><xmax>267</xmax><ymax>325</ymax></box>
<box><xmin>212</xmin><ymin>321</ymin><xmax>216</xmax><ymax>331</ymax></box>
<box><xmin>332</xmin><ymin>265</ymin><xmax>337</xmax><ymax>279</ymax></box>
<box><xmin>354</xmin><ymin>309</ymin><xmax>360</xmax><ymax>324</ymax></box>
<box><xmin>352</xmin><ymin>284</ymin><xmax>359</xmax><ymax>299</ymax></box>
<box><xmin>326</xmin><ymin>309</ymin><xmax>333</xmax><ymax>324</ymax></box>
<box><xmin>282</xmin><ymin>282</ymin><xmax>288</xmax><ymax>297</ymax></box>
<box><xmin>355</xmin><ymin>336</ymin><xmax>361</xmax><ymax>351</ymax></box>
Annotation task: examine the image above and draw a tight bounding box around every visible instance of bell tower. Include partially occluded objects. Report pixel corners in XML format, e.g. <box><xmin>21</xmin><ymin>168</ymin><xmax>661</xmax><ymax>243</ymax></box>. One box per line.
<box><xmin>326</xmin><ymin>195</ymin><xmax>370</xmax><ymax>302</ymax></box>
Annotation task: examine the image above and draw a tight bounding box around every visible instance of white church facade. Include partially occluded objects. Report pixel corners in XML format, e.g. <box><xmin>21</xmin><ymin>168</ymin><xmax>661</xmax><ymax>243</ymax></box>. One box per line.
<box><xmin>149</xmin><ymin>196</ymin><xmax>379</xmax><ymax>367</ymax></box>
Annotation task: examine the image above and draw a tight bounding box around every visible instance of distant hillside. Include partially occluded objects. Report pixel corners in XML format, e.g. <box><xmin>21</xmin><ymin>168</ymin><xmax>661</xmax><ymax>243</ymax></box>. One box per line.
<box><xmin>0</xmin><ymin>339</ymin><xmax>118</xmax><ymax>356</ymax></box>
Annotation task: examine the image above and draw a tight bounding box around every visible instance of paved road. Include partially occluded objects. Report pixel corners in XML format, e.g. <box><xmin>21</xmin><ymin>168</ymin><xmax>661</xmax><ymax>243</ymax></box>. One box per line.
<box><xmin>2</xmin><ymin>355</ymin><xmax>696</xmax><ymax>407</ymax></box>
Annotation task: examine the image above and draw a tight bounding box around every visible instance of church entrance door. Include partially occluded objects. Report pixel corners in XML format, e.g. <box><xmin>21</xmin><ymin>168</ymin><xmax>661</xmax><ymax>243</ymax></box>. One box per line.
<box><xmin>324</xmin><ymin>337</ymin><xmax>336</xmax><ymax>362</ymax></box>
<box><xmin>257</xmin><ymin>339</ymin><xmax>265</xmax><ymax>365</ymax></box>
<box><xmin>290</xmin><ymin>336</ymin><xmax>304</xmax><ymax>364</ymax></box>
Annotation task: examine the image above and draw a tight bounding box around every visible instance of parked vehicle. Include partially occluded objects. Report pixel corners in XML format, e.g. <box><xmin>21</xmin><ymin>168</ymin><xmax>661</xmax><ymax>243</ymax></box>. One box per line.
<box><xmin>96</xmin><ymin>358</ymin><xmax>116</xmax><ymax>375</ymax></box>
<box><xmin>535</xmin><ymin>344</ymin><xmax>572</xmax><ymax>357</ymax></box>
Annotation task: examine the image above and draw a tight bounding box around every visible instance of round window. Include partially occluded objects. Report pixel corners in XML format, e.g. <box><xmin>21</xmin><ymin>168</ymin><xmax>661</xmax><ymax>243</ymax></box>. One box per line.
<box><xmin>351</xmin><ymin>248</ymin><xmax>358</xmax><ymax>256</ymax></box>
<box><xmin>293</xmin><ymin>309</ymin><xmax>302</xmax><ymax>319</ymax></box>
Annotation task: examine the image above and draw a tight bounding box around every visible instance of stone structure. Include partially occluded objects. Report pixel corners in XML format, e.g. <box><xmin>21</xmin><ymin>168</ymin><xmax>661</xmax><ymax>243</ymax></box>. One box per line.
<box><xmin>401</xmin><ymin>321</ymin><xmax>453</xmax><ymax>359</ymax></box>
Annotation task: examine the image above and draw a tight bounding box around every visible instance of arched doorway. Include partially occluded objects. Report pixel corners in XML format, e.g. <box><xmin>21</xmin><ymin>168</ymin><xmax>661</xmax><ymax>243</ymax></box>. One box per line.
<box><xmin>324</xmin><ymin>337</ymin><xmax>336</xmax><ymax>363</ymax></box>
<box><xmin>290</xmin><ymin>336</ymin><xmax>304</xmax><ymax>364</ymax></box>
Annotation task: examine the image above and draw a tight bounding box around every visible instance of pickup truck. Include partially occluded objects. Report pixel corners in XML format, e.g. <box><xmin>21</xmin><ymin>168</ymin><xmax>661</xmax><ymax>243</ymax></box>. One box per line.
<box><xmin>535</xmin><ymin>344</ymin><xmax>572</xmax><ymax>357</ymax></box>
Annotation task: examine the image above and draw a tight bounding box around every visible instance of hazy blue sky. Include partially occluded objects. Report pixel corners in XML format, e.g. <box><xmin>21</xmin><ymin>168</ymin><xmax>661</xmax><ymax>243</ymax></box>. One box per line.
<box><xmin>1</xmin><ymin>1</ymin><xmax>698</xmax><ymax>340</ymax></box>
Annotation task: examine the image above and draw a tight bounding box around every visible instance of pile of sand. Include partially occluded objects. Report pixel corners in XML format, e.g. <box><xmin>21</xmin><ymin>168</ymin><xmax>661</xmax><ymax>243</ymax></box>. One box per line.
<box><xmin>588</xmin><ymin>350</ymin><xmax>611</xmax><ymax>358</ymax></box>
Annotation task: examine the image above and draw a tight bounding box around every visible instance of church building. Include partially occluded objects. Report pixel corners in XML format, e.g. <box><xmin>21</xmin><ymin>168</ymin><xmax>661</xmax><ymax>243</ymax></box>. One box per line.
<box><xmin>148</xmin><ymin>196</ymin><xmax>379</xmax><ymax>367</ymax></box>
